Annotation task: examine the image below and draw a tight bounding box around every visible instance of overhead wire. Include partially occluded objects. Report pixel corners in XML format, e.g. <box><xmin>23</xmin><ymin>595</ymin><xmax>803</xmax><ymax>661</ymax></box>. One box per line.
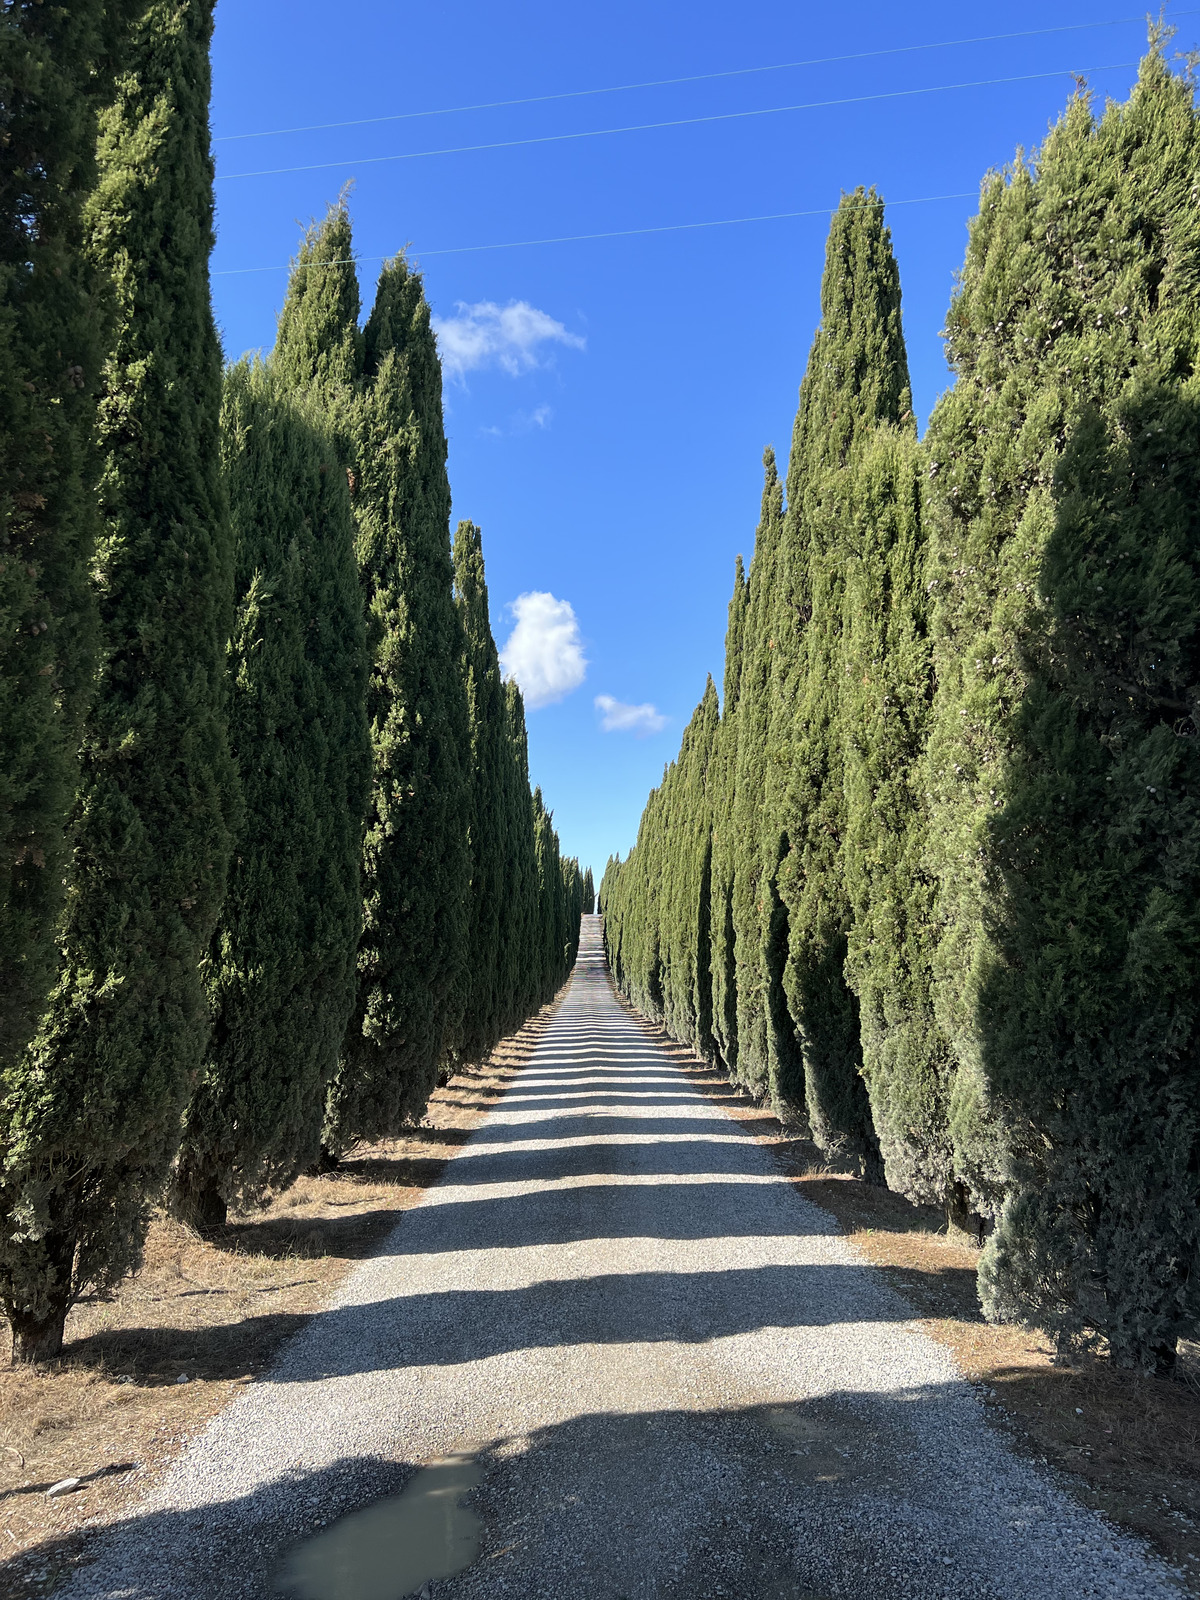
<box><xmin>215</xmin><ymin>62</ymin><xmax>1138</xmax><ymax>183</ymax></box>
<box><xmin>211</xmin><ymin>190</ymin><xmax>979</xmax><ymax>276</ymax></box>
<box><xmin>214</xmin><ymin>11</ymin><xmax>1196</xmax><ymax>143</ymax></box>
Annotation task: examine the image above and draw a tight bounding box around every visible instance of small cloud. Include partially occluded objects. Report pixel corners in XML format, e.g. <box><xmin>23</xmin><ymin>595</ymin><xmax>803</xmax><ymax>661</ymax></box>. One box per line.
<box><xmin>500</xmin><ymin>592</ymin><xmax>587</xmax><ymax>709</ymax></box>
<box><xmin>481</xmin><ymin>404</ymin><xmax>554</xmax><ymax>439</ymax></box>
<box><xmin>595</xmin><ymin>694</ymin><xmax>668</xmax><ymax>736</ymax></box>
<box><xmin>433</xmin><ymin>300</ymin><xmax>585</xmax><ymax>381</ymax></box>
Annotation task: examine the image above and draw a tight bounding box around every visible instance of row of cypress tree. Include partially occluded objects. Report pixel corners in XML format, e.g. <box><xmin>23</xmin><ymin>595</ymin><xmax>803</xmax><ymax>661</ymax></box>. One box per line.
<box><xmin>602</xmin><ymin>43</ymin><xmax>1200</xmax><ymax>1377</ymax></box>
<box><xmin>0</xmin><ymin>1</ymin><xmax>581</xmax><ymax>1362</ymax></box>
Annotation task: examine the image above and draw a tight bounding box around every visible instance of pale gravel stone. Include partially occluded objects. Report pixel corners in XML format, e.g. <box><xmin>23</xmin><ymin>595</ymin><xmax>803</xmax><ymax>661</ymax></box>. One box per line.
<box><xmin>59</xmin><ymin>918</ymin><xmax>1184</xmax><ymax>1599</ymax></box>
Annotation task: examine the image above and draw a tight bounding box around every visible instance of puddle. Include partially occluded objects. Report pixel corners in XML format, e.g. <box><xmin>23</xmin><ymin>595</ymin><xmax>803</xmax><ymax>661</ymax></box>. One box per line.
<box><xmin>275</xmin><ymin>1453</ymin><xmax>483</xmax><ymax>1600</ymax></box>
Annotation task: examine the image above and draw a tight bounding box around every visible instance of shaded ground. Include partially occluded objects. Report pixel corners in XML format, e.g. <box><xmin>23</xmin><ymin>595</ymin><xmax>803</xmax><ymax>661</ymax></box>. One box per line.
<box><xmin>0</xmin><ymin>1002</ymin><xmax>560</xmax><ymax>1599</ymax></box>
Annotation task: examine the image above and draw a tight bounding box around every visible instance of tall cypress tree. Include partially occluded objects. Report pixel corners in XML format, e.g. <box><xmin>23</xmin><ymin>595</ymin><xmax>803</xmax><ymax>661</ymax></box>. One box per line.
<box><xmin>0</xmin><ymin>0</ymin><xmax>237</xmax><ymax>1360</ymax></box>
<box><xmin>582</xmin><ymin>867</ymin><xmax>595</xmax><ymax>916</ymax></box>
<box><xmin>709</xmin><ymin>556</ymin><xmax>748</xmax><ymax>1072</ymax></box>
<box><xmin>172</xmin><ymin>362</ymin><xmax>370</xmax><ymax>1227</ymax></box>
<box><xmin>324</xmin><ymin>255</ymin><xmax>471</xmax><ymax>1149</ymax></box>
<box><xmin>271</xmin><ymin>200</ymin><xmax>362</xmax><ymax>445</ymax></box>
<box><xmin>501</xmin><ymin>679</ymin><xmax>542</xmax><ymax>1023</ymax></box>
<box><xmin>925</xmin><ymin>47</ymin><xmax>1200</xmax><ymax>1370</ymax></box>
<box><xmin>767</xmin><ymin>190</ymin><xmax>910</xmax><ymax>1175</ymax></box>
<box><xmin>0</xmin><ymin>3</ymin><xmax>125</xmax><ymax>1068</ymax></box>
<box><xmin>730</xmin><ymin>454</ymin><xmax>785</xmax><ymax>1097</ymax></box>
<box><xmin>840</xmin><ymin>426</ymin><xmax>954</xmax><ymax>1208</ymax></box>
<box><xmin>659</xmin><ymin>681</ymin><xmax>719</xmax><ymax>1054</ymax></box>
<box><xmin>531</xmin><ymin>787</ymin><xmax>561</xmax><ymax>999</ymax></box>
<box><xmin>452</xmin><ymin>519</ymin><xmax>507</xmax><ymax>1064</ymax></box>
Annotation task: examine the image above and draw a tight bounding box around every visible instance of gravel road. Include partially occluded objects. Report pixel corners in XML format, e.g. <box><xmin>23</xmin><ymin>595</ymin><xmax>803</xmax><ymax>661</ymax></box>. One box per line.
<box><xmin>61</xmin><ymin>916</ymin><xmax>1182</xmax><ymax>1599</ymax></box>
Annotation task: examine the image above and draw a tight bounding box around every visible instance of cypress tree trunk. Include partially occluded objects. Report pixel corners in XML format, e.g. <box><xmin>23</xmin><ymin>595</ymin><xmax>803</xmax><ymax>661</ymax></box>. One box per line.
<box><xmin>925</xmin><ymin>45</ymin><xmax>1200</xmax><ymax>1368</ymax></box>
<box><xmin>0</xmin><ymin>0</ymin><xmax>237</xmax><ymax>1359</ymax></box>
<box><xmin>0</xmin><ymin>2</ymin><xmax>123</xmax><ymax>1070</ymax></box>
<box><xmin>172</xmin><ymin>361</ymin><xmax>370</xmax><ymax>1229</ymax></box>
<box><xmin>325</xmin><ymin>255</ymin><xmax>471</xmax><ymax>1148</ymax></box>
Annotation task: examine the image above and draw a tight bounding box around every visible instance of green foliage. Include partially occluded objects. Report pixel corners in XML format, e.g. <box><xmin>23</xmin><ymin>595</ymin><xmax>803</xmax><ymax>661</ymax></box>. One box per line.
<box><xmin>769</xmin><ymin>191</ymin><xmax>911</xmax><ymax>1175</ymax></box>
<box><xmin>452</xmin><ymin>519</ymin><xmax>505</xmax><ymax>1063</ymax></box>
<box><xmin>498</xmin><ymin>680</ymin><xmax>542</xmax><ymax>1022</ymax></box>
<box><xmin>729</xmin><ymin>454</ymin><xmax>785</xmax><ymax>1096</ymax></box>
<box><xmin>708</xmin><ymin>557</ymin><xmax>748</xmax><ymax>1071</ymax></box>
<box><xmin>925</xmin><ymin>47</ymin><xmax>1200</xmax><ymax>1367</ymax></box>
<box><xmin>172</xmin><ymin>360</ymin><xmax>370</xmax><ymax>1228</ymax></box>
<box><xmin>323</xmin><ymin>253</ymin><xmax>472</xmax><ymax>1148</ymax></box>
<box><xmin>0</xmin><ymin>0</ymin><xmax>237</xmax><ymax>1360</ymax></box>
<box><xmin>273</xmin><ymin>201</ymin><xmax>362</xmax><ymax>406</ymax></box>
<box><xmin>608</xmin><ymin>58</ymin><xmax>1200</xmax><ymax>1367</ymax></box>
<box><xmin>452</xmin><ymin>519</ymin><xmax>571</xmax><ymax>1059</ymax></box>
<box><xmin>600</xmin><ymin>683</ymin><xmax>720</xmax><ymax>1060</ymax></box>
<box><xmin>659</xmin><ymin>682</ymin><xmax>719</xmax><ymax>1054</ymax></box>
<box><xmin>840</xmin><ymin>426</ymin><xmax>952</xmax><ymax>1206</ymax></box>
<box><xmin>0</xmin><ymin>2</ymin><xmax>125</xmax><ymax>1067</ymax></box>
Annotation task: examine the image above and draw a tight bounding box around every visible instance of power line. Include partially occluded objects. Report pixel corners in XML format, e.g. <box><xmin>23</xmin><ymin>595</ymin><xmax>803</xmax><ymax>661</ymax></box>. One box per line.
<box><xmin>211</xmin><ymin>189</ymin><xmax>977</xmax><ymax>277</ymax></box>
<box><xmin>214</xmin><ymin>11</ymin><xmax>1191</xmax><ymax>144</ymax></box>
<box><xmin>215</xmin><ymin>62</ymin><xmax>1137</xmax><ymax>183</ymax></box>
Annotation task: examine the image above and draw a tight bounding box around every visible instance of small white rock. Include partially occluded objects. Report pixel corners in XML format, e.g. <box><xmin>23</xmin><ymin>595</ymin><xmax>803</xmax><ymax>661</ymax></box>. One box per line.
<box><xmin>46</xmin><ymin>1477</ymin><xmax>81</xmax><ymax>1498</ymax></box>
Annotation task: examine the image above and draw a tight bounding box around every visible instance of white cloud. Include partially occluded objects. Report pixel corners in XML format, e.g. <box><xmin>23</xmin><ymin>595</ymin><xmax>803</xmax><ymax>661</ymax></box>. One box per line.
<box><xmin>595</xmin><ymin>694</ymin><xmax>668</xmax><ymax>736</ymax></box>
<box><xmin>433</xmin><ymin>300</ymin><xmax>585</xmax><ymax>381</ymax></box>
<box><xmin>500</xmin><ymin>592</ymin><xmax>587</xmax><ymax>709</ymax></box>
<box><xmin>481</xmin><ymin>404</ymin><xmax>554</xmax><ymax>439</ymax></box>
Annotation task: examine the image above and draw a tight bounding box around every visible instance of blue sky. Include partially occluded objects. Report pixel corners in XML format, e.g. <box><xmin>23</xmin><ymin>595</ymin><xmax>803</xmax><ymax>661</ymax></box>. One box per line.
<box><xmin>209</xmin><ymin>1</ymin><xmax>1192</xmax><ymax>881</ymax></box>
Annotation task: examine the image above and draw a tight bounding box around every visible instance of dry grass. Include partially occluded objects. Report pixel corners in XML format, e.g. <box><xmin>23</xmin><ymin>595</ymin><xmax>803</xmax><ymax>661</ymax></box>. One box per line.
<box><xmin>651</xmin><ymin>1032</ymin><xmax>1200</xmax><ymax>1594</ymax></box>
<box><xmin>0</xmin><ymin>1001</ymin><xmax>560</xmax><ymax>1597</ymax></box>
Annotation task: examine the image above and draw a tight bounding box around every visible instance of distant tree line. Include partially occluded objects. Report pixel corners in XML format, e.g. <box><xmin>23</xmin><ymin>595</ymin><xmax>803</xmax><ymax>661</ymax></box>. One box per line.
<box><xmin>0</xmin><ymin>0</ymin><xmax>581</xmax><ymax>1362</ymax></box>
<box><xmin>602</xmin><ymin>44</ymin><xmax>1200</xmax><ymax>1378</ymax></box>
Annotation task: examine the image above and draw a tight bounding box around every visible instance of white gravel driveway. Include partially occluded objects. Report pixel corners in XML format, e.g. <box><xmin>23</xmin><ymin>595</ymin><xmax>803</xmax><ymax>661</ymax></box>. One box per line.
<box><xmin>61</xmin><ymin>917</ymin><xmax>1182</xmax><ymax>1599</ymax></box>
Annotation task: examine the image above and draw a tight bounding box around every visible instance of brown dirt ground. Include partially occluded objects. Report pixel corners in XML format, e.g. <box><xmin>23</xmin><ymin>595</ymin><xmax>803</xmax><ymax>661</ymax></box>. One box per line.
<box><xmin>0</xmin><ymin>999</ymin><xmax>560</xmax><ymax>1599</ymax></box>
<box><xmin>649</xmin><ymin>1031</ymin><xmax>1200</xmax><ymax>1596</ymax></box>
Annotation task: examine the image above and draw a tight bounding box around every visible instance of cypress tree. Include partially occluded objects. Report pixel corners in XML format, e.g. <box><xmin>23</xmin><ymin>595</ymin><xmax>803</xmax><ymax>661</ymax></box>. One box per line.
<box><xmin>324</xmin><ymin>255</ymin><xmax>471</xmax><ymax>1148</ymax></box>
<box><xmin>0</xmin><ymin>3</ymin><xmax>125</xmax><ymax>1067</ymax></box>
<box><xmin>840</xmin><ymin>426</ymin><xmax>955</xmax><ymax>1208</ymax></box>
<box><xmin>560</xmin><ymin>855</ymin><xmax>584</xmax><ymax>973</ymax></box>
<box><xmin>171</xmin><ymin>361</ymin><xmax>370</xmax><ymax>1228</ymax></box>
<box><xmin>730</xmin><ymin>454</ymin><xmax>785</xmax><ymax>1097</ymax></box>
<box><xmin>273</xmin><ymin>202</ymin><xmax>362</xmax><ymax>411</ymax></box>
<box><xmin>767</xmin><ymin>190</ymin><xmax>911</xmax><ymax>1174</ymax></box>
<box><xmin>452</xmin><ymin>519</ymin><xmax>508</xmax><ymax>1064</ymax></box>
<box><xmin>659</xmin><ymin>681</ymin><xmax>719</xmax><ymax>1055</ymax></box>
<box><xmin>0</xmin><ymin>0</ymin><xmax>237</xmax><ymax>1359</ymax></box>
<box><xmin>925</xmin><ymin>46</ymin><xmax>1200</xmax><ymax>1370</ymax></box>
<box><xmin>531</xmin><ymin>787</ymin><xmax>562</xmax><ymax>998</ymax></box>
<box><xmin>709</xmin><ymin>556</ymin><xmax>749</xmax><ymax>1071</ymax></box>
<box><xmin>500</xmin><ymin>679</ymin><xmax>543</xmax><ymax>1023</ymax></box>
<box><xmin>582</xmin><ymin>867</ymin><xmax>595</xmax><ymax>916</ymax></box>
